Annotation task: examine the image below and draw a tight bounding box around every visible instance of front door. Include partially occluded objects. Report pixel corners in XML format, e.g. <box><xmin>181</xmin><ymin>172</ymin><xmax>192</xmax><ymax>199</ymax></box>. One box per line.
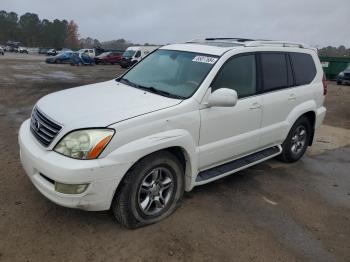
<box><xmin>198</xmin><ymin>54</ymin><xmax>262</xmax><ymax>170</ymax></box>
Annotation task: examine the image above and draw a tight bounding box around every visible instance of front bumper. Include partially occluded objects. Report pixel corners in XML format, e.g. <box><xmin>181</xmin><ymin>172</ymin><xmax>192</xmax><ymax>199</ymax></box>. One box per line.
<box><xmin>18</xmin><ymin>120</ymin><xmax>131</xmax><ymax>211</ymax></box>
<box><xmin>119</xmin><ymin>58</ymin><xmax>133</xmax><ymax>68</ymax></box>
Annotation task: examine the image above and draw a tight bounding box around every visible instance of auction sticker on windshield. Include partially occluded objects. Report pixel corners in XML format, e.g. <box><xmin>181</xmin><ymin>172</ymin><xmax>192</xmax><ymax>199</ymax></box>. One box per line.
<box><xmin>192</xmin><ymin>56</ymin><xmax>218</xmax><ymax>64</ymax></box>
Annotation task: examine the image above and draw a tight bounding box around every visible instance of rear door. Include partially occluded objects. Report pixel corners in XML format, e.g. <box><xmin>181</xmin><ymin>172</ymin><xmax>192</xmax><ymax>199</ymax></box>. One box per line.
<box><xmin>259</xmin><ymin>52</ymin><xmax>297</xmax><ymax>147</ymax></box>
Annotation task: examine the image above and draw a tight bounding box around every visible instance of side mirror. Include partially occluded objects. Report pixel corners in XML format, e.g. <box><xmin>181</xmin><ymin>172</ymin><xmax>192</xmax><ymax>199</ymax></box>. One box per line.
<box><xmin>208</xmin><ymin>88</ymin><xmax>238</xmax><ymax>107</ymax></box>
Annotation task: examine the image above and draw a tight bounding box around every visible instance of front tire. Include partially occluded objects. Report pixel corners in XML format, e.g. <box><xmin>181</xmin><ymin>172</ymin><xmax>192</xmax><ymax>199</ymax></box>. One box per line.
<box><xmin>278</xmin><ymin>116</ymin><xmax>311</xmax><ymax>163</ymax></box>
<box><xmin>111</xmin><ymin>151</ymin><xmax>184</xmax><ymax>228</ymax></box>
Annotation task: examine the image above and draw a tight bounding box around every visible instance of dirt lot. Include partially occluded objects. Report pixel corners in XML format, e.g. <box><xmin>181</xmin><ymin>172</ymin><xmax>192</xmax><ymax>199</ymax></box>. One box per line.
<box><xmin>0</xmin><ymin>53</ymin><xmax>349</xmax><ymax>262</ymax></box>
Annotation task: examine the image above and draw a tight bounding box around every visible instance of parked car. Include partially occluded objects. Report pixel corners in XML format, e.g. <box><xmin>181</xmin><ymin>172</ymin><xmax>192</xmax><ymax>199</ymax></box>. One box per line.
<box><xmin>19</xmin><ymin>38</ymin><xmax>326</xmax><ymax>228</ymax></box>
<box><xmin>18</xmin><ymin>47</ymin><xmax>29</xmax><ymax>54</ymax></box>
<box><xmin>39</xmin><ymin>47</ymin><xmax>51</xmax><ymax>54</ymax></box>
<box><xmin>70</xmin><ymin>52</ymin><xmax>95</xmax><ymax>66</ymax></box>
<box><xmin>336</xmin><ymin>65</ymin><xmax>350</xmax><ymax>85</ymax></box>
<box><xmin>5</xmin><ymin>45</ymin><xmax>17</xmax><ymax>52</ymax></box>
<box><xmin>78</xmin><ymin>48</ymin><xmax>95</xmax><ymax>58</ymax></box>
<box><xmin>45</xmin><ymin>51</ymin><xmax>74</xmax><ymax>64</ymax></box>
<box><xmin>5</xmin><ymin>41</ymin><xmax>21</xmax><ymax>52</ymax></box>
<box><xmin>46</xmin><ymin>49</ymin><xmax>58</xmax><ymax>56</ymax></box>
<box><xmin>0</xmin><ymin>46</ymin><xmax>4</xmax><ymax>55</ymax></box>
<box><xmin>95</xmin><ymin>51</ymin><xmax>123</xmax><ymax>65</ymax></box>
<box><xmin>58</xmin><ymin>48</ymin><xmax>73</xmax><ymax>54</ymax></box>
<box><xmin>119</xmin><ymin>46</ymin><xmax>159</xmax><ymax>68</ymax></box>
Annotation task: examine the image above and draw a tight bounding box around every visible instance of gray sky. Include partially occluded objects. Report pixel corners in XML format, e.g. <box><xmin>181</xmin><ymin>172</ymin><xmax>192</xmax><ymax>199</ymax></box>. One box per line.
<box><xmin>1</xmin><ymin>0</ymin><xmax>349</xmax><ymax>47</ymax></box>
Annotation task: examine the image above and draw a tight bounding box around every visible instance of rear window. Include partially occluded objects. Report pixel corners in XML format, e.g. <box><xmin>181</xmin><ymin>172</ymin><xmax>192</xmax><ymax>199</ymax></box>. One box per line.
<box><xmin>290</xmin><ymin>53</ymin><xmax>316</xmax><ymax>86</ymax></box>
<box><xmin>261</xmin><ymin>53</ymin><xmax>288</xmax><ymax>91</ymax></box>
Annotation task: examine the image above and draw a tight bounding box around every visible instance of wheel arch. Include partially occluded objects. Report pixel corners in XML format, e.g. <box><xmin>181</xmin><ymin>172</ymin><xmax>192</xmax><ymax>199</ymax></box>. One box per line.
<box><xmin>285</xmin><ymin>100</ymin><xmax>317</xmax><ymax>142</ymax></box>
<box><xmin>110</xmin><ymin>145</ymin><xmax>195</xmax><ymax>212</ymax></box>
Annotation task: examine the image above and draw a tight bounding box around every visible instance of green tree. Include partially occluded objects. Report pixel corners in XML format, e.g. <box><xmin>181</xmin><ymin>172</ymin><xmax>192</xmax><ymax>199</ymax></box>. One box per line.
<box><xmin>40</xmin><ymin>19</ymin><xmax>53</xmax><ymax>47</ymax></box>
<box><xmin>0</xmin><ymin>11</ymin><xmax>19</xmax><ymax>43</ymax></box>
<box><xmin>19</xmin><ymin>12</ymin><xmax>41</xmax><ymax>46</ymax></box>
<box><xmin>47</xmin><ymin>19</ymin><xmax>68</xmax><ymax>48</ymax></box>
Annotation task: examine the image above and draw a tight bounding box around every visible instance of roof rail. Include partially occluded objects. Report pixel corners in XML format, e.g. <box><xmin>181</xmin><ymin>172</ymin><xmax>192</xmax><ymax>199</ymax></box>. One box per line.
<box><xmin>245</xmin><ymin>40</ymin><xmax>306</xmax><ymax>48</ymax></box>
<box><xmin>185</xmin><ymin>39</ymin><xmax>245</xmax><ymax>47</ymax></box>
<box><xmin>205</xmin><ymin>37</ymin><xmax>255</xmax><ymax>42</ymax></box>
<box><xmin>185</xmin><ymin>38</ymin><xmax>316</xmax><ymax>51</ymax></box>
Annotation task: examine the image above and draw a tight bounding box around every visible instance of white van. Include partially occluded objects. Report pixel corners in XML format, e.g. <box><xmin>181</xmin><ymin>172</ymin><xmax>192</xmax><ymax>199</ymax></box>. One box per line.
<box><xmin>19</xmin><ymin>38</ymin><xmax>326</xmax><ymax>228</ymax></box>
<box><xmin>120</xmin><ymin>46</ymin><xmax>159</xmax><ymax>68</ymax></box>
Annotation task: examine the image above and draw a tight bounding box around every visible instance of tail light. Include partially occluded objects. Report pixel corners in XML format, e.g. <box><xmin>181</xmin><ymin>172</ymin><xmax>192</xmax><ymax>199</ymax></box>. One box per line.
<box><xmin>322</xmin><ymin>73</ymin><xmax>327</xmax><ymax>96</ymax></box>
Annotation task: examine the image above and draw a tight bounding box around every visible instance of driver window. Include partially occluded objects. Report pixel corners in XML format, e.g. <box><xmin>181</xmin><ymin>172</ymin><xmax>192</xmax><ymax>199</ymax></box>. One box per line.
<box><xmin>212</xmin><ymin>54</ymin><xmax>256</xmax><ymax>98</ymax></box>
<box><xmin>135</xmin><ymin>51</ymin><xmax>141</xmax><ymax>58</ymax></box>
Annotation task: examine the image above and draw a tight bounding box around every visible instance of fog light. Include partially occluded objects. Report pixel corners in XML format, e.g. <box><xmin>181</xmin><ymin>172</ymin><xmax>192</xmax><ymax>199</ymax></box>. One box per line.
<box><xmin>55</xmin><ymin>182</ymin><xmax>89</xmax><ymax>194</ymax></box>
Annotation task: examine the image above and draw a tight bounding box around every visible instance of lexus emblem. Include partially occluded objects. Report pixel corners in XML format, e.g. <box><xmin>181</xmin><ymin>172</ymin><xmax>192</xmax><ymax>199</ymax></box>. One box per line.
<box><xmin>33</xmin><ymin>118</ymin><xmax>40</xmax><ymax>131</ymax></box>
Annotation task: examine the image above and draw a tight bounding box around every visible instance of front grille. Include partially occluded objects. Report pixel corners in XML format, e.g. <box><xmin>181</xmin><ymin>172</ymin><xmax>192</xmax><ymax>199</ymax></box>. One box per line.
<box><xmin>30</xmin><ymin>107</ymin><xmax>62</xmax><ymax>147</ymax></box>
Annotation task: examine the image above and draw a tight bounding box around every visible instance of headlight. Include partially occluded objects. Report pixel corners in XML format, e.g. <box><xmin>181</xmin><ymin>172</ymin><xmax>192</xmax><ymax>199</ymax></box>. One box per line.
<box><xmin>54</xmin><ymin>129</ymin><xmax>114</xmax><ymax>159</ymax></box>
<box><xmin>339</xmin><ymin>72</ymin><xmax>344</xmax><ymax>77</ymax></box>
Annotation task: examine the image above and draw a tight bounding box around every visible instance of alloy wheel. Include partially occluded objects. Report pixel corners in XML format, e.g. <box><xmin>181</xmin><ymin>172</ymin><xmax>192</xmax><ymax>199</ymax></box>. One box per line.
<box><xmin>137</xmin><ymin>167</ymin><xmax>174</xmax><ymax>216</ymax></box>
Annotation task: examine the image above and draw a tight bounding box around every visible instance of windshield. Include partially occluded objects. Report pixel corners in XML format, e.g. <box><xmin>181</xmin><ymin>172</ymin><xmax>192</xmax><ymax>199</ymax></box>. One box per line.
<box><xmin>122</xmin><ymin>50</ymin><xmax>136</xmax><ymax>58</ymax></box>
<box><xmin>57</xmin><ymin>52</ymin><xmax>71</xmax><ymax>58</ymax></box>
<box><xmin>119</xmin><ymin>49</ymin><xmax>218</xmax><ymax>99</ymax></box>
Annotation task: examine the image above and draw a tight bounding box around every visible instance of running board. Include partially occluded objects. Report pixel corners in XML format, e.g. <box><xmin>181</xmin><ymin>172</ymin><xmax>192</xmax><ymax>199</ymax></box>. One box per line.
<box><xmin>195</xmin><ymin>145</ymin><xmax>282</xmax><ymax>184</ymax></box>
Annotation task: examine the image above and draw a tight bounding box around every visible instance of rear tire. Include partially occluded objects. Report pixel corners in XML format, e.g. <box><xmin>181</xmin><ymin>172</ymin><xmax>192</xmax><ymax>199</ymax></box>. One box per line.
<box><xmin>111</xmin><ymin>151</ymin><xmax>184</xmax><ymax>229</ymax></box>
<box><xmin>278</xmin><ymin>116</ymin><xmax>311</xmax><ymax>163</ymax></box>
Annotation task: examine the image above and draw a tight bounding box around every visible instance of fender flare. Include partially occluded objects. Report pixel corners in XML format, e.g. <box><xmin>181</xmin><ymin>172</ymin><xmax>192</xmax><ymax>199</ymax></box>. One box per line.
<box><xmin>284</xmin><ymin>100</ymin><xmax>317</xmax><ymax>142</ymax></box>
<box><xmin>107</xmin><ymin>129</ymin><xmax>198</xmax><ymax>191</ymax></box>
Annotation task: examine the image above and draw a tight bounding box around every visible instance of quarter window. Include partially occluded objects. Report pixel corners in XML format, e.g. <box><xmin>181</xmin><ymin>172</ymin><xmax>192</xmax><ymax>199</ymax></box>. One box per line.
<box><xmin>290</xmin><ymin>53</ymin><xmax>316</xmax><ymax>86</ymax></box>
<box><xmin>212</xmin><ymin>55</ymin><xmax>256</xmax><ymax>98</ymax></box>
<box><xmin>261</xmin><ymin>53</ymin><xmax>288</xmax><ymax>91</ymax></box>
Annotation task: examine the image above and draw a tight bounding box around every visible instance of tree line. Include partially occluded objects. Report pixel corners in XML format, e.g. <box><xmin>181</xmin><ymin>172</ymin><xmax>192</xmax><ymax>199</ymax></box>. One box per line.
<box><xmin>2</xmin><ymin>10</ymin><xmax>349</xmax><ymax>55</ymax></box>
<box><xmin>318</xmin><ymin>46</ymin><xmax>350</xmax><ymax>58</ymax></box>
<box><xmin>0</xmin><ymin>10</ymin><xmax>79</xmax><ymax>49</ymax></box>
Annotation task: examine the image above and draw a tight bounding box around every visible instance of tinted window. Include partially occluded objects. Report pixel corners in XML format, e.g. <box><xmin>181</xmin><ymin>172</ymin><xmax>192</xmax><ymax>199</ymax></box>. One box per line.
<box><xmin>212</xmin><ymin>55</ymin><xmax>256</xmax><ymax>98</ymax></box>
<box><xmin>290</xmin><ymin>53</ymin><xmax>316</xmax><ymax>86</ymax></box>
<box><xmin>261</xmin><ymin>53</ymin><xmax>288</xmax><ymax>91</ymax></box>
<box><xmin>135</xmin><ymin>51</ymin><xmax>141</xmax><ymax>58</ymax></box>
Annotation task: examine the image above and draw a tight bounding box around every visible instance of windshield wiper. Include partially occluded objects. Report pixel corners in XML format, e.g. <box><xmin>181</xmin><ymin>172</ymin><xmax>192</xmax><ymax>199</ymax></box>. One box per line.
<box><xmin>141</xmin><ymin>86</ymin><xmax>184</xmax><ymax>99</ymax></box>
<box><xmin>117</xmin><ymin>78</ymin><xmax>140</xmax><ymax>88</ymax></box>
<box><xmin>117</xmin><ymin>78</ymin><xmax>184</xmax><ymax>99</ymax></box>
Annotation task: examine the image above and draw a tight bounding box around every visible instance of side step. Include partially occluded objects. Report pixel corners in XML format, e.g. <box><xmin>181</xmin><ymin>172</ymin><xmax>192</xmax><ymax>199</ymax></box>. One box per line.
<box><xmin>195</xmin><ymin>145</ymin><xmax>282</xmax><ymax>184</ymax></box>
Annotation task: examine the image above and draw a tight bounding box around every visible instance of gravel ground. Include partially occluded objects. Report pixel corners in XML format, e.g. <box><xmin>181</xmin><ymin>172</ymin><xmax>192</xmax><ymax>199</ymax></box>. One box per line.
<box><xmin>0</xmin><ymin>53</ymin><xmax>349</xmax><ymax>262</ymax></box>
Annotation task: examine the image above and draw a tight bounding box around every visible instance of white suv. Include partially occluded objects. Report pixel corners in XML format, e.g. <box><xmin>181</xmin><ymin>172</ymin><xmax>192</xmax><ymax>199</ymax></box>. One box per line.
<box><xmin>19</xmin><ymin>38</ymin><xmax>327</xmax><ymax>228</ymax></box>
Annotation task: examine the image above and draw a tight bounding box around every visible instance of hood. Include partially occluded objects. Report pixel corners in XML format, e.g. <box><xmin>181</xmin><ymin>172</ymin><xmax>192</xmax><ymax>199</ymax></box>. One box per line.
<box><xmin>36</xmin><ymin>80</ymin><xmax>181</xmax><ymax>129</ymax></box>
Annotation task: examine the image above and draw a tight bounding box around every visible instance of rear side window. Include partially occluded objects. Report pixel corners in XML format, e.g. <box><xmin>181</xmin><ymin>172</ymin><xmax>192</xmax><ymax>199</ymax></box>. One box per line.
<box><xmin>290</xmin><ymin>53</ymin><xmax>316</xmax><ymax>86</ymax></box>
<box><xmin>212</xmin><ymin>54</ymin><xmax>256</xmax><ymax>98</ymax></box>
<box><xmin>261</xmin><ymin>53</ymin><xmax>288</xmax><ymax>91</ymax></box>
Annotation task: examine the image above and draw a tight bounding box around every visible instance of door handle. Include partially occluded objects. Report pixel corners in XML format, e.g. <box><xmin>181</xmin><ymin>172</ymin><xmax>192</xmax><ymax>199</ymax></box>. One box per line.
<box><xmin>250</xmin><ymin>102</ymin><xmax>262</xmax><ymax>110</ymax></box>
<box><xmin>288</xmin><ymin>94</ymin><xmax>296</xmax><ymax>101</ymax></box>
